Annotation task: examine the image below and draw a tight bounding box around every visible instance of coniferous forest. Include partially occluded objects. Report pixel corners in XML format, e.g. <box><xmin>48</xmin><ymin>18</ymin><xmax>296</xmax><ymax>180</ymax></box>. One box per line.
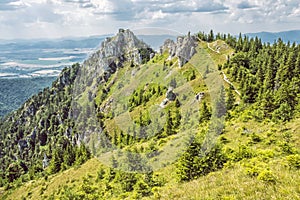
<box><xmin>0</xmin><ymin>30</ymin><xmax>299</xmax><ymax>199</ymax></box>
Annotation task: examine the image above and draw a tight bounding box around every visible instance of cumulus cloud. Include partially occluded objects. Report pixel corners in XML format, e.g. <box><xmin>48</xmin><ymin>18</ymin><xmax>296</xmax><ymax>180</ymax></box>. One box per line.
<box><xmin>224</xmin><ymin>0</ymin><xmax>300</xmax><ymax>25</ymax></box>
<box><xmin>237</xmin><ymin>1</ymin><xmax>256</xmax><ymax>9</ymax></box>
<box><xmin>0</xmin><ymin>0</ymin><xmax>28</xmax><ymax>11</ymax></box>
<box><xmin>0</xmin><ymin>0</ymin><xmax>300</xmax><ymax>39</ymax></box>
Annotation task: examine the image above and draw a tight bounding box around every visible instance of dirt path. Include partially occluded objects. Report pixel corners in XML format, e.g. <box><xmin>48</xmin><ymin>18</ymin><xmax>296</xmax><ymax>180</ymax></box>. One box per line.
<box><xmin>222</xmin><ymin>71</ymin><xmax>241</xmax><ymax>96</ymax></box>
<box><xmin>207</xmin><ymin>43</ymin><xmax>220</xmax><ymax>54</ymax></box>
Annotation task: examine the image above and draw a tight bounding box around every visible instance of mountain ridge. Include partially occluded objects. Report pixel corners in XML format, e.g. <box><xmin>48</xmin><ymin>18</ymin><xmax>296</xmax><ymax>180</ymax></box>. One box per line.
<box><xmin>1</xmin><ymin>29</ymin><xmax>300</xmax><ymax>200</ymax></box>
<box><xmin>245</xmin><ymin>29</ymin><xmax>300</xmax><ymax>43</ymax></box>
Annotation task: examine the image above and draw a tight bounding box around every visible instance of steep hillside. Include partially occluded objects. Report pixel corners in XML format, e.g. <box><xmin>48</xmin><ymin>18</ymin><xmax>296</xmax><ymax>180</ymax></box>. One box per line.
<box><xmin>1</xmin><ymin>30</ymin><xmax>300</xmax><ymax>199</ymax></box>
<box><xmin>0</xmin><ymin>29</ymin><xmax>154</xmax><ymax>189</ymax></box>
<box><xmin>0</xmin><ymin>77</ymin><xmax>57</xmax><ymax>116</ymax></box>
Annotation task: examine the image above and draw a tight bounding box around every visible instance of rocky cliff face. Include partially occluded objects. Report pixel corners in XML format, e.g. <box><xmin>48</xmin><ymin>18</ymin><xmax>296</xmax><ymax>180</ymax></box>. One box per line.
<box><xmin>160</xmin><ymin>32</ymin><xmax>198</xmax><ymax>67</ymax></box>
<box><xmin>68</xmin><ymin>29</ymin><xmax>157</xmax><ymax>145</ymax></box>
<box><xmin>82</xmin><ymin>29</ymin><xmax>153</xmax><ymax>83</ymax></box>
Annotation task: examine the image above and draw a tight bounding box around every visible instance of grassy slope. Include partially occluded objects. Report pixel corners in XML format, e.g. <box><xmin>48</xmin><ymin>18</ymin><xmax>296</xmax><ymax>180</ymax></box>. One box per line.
<box><xmin>150</xmin><ymin>117</ymin><xmax>300</xmax><ymax>200</ymax></box>
<box><xmin>2</xmin><ymin>40</ymin><xmax>300</xmax><ymax>200</ymax></box>
<box><xmin>3</xmin><ymin>158</ymin><xmax>102</xmax><ymax>200</ymax></box>
<box><xmin>148</xmin><ymin>41</ymin><xmax>300</xmax><ymax>199</ymax></box>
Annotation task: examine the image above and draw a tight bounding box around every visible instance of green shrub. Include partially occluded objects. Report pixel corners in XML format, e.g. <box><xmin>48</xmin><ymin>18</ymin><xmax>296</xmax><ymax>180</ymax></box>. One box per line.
<box><xmin>257</xmin><ymin>169</ymin><xmax>277</xmax><ymax>183</ymax></box>
<box><xmin>243</xmin><ymin>158</ymin><xmax>267</xmax><ymax>177</ymax></box>
<box><xmin>176</xmin><ymin>144</ymin><xmax>227</xmax><ymax>181</ymax></box>
<box><xmin>278</xmin><ymin>141</ymin><xmax>296</xmax><ymax>154</ymax></box>
<box><xmin>250</xmin><ymin>133</ymin><xmax>262</xmax><ymax>143</ymax></box>
<box><xmin>256</xmin><ymin>149</ymin><xmax>275</xmax><ymax>160</ymax></box>
<box><xmin>233</xmin><ymin>145</ymin><xmax>254</xmax><ymax>161</ymax></box>
<box><xmin>285</xmin><ymin>154</ymin><xmax>300</xmax><ymax>169</ymax></box>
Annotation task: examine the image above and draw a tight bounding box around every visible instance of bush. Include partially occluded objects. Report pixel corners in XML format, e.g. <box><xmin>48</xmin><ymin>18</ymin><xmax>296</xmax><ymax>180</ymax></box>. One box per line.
<box><xmin>250</xmin><ymin>133</ymin><xmax>262</xmax><ymax>143</ymax></box>
<box><xmin>176</xmin><ymin>143</ymin><xmax>227</xmax><ymax>181</ymax></box>
<box><xmin>256</xmin><ymin>149</ymin><xmax>275</xmax><ymax>160</ymax></box>
<box><xmin>257</xmin><ymin>169</ymin><xmax>277</xmax><ymax>183</ymax></box>
<box><xmin>285</xmin><ymin>154</ymin><xmax>300</xmax><ymax>169</ymax></box>
<box><xmin>278</xmin><ymin>141</ymin><xmax>296</xmax><ymax>154</ymax></box>
<box><xmin>134</xmin><ymin>179</ymin><xmax>151</xmax><ymax>197</ymax></box>
<box><xmin>243</xmin><ymin>158</ymin><xmax>267</xmax><ymax>177</ymax></box>
<box><xmin>233</xmin><ymin>145</ymin><xmax>254</xmax><ymax>161</ymax></box>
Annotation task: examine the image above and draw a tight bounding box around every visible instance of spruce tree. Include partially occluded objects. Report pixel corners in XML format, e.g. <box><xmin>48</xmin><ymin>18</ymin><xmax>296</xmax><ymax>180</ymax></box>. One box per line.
<box><xmin>226</xmin><ymin>85</ymin><xmax>235</xmax><ymax>110</ymax></box>
<box><xmin>199</xmin><ymin>102</ymin><xmax>211</xmax><ymax>123</ymax></box>
<box><xmin>215</xmin><ymin>86</ymin><xmax>226</xmax><ymax>118</ymax></box>
<box><xmin>49</xmin><ymin>149</ymin><xmax>61</xmax><ymax>174</ymax></box>
<box><xmin>164</xmin><ymin>110</ymin><xmax>173</xmax><ymax>136</ymax></box>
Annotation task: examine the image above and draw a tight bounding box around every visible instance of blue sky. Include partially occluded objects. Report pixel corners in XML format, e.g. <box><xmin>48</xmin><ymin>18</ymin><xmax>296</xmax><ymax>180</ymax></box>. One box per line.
<box><xmin>1</xmin><ymin>0</ymin><xmax>300</xmax><ymax>39</ymax></box>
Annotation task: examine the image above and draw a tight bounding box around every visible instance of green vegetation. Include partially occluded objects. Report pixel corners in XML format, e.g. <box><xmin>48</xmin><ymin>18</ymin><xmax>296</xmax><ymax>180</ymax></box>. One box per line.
<box><xmin>0</xmin><ymin>77</ymin><xmax>56</xmax><ymax>116</ymax></box>
<box><xmin>221</xmin><ymin>35</ymin><xmax>300</xmax><ymax>122</ymax></box>
<box><xmin>1</xmin><ymin>30</ymin><xmax>300</xmax><ymax>199</ymax></box>
<box><xmin>0</xmin><ymin>63</ymin><xmax>91</xmax><ymax>191</ymax></box>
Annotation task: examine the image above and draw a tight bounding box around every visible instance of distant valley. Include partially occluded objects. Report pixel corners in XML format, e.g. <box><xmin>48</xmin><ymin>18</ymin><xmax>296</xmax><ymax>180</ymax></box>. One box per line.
<box><xmin>0</xmin><ymin>36</ymin><xmax>107</xmax><ymax>78</ymax></box>
<box><xmin>0</xmin><ymin>36</ymin><xmax>106</xmax><ymax>116</ymax></box>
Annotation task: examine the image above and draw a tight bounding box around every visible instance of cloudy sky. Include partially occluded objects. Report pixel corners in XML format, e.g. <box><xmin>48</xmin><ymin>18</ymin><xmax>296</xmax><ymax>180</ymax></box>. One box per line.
<box><xmin>0</xmin><ymin>0</ymin><xmax>300</xmax><ymax>39</ymax></box>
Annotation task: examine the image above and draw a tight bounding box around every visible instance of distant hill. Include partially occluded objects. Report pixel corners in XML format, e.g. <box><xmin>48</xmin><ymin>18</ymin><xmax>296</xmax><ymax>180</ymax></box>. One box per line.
<box><xmin>245</xmin><ymin>30</ymin><xmax>300</xmax><ymax>43</ymax></box>
<box><xmin>0</xmin><ymin>35</ymin><xmax>108</xmax><ymax>50</ymax></box>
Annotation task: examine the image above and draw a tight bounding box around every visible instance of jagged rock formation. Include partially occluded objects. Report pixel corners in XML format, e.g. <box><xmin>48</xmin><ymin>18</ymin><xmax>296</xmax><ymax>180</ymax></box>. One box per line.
<box><xmin>83</xmin><ymin>29</ymin><xmax>154</xmax><ymax>83</ymax></box>
<box><xmin>160</xmin><ymin>32</ymin><xmax>198</xmax><ymax>67</ymax></box>
<box><xmin>71</xmin><ymin>29</ymin><xmax>155</xmax><ymax>142</ymax></box>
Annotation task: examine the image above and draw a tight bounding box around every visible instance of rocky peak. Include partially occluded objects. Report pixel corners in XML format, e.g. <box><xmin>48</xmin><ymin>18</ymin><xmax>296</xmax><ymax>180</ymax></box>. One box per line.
<box><xmin>99</xmin><ymin>28</ymin><xmax>149</xmax><ymax>59</ymax></box>
<box><xmin>160</xmin><ymin>32</ymin><xmax>198</xmax><ymax>67</ymax></box>
<box><xmin>82</xmin><ymin>29</ymin><xmax>153</xmax><ymax>84</ymax></box>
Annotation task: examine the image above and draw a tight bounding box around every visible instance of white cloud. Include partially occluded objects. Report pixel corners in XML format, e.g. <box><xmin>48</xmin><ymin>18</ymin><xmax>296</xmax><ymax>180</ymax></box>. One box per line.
<box><xmin>0</xmin><ymin>0</ymin><xmax>300</xmax><ymax>39</ymax></box>
<box><xmin>0</xmin><ymin>0</ymin><xmax>28</xmax><ymax>10</ymax></box>
<box><xmin>151</xmin><ymin>10</ymin><xmax>168</xmax><ymax>20</ymax></box>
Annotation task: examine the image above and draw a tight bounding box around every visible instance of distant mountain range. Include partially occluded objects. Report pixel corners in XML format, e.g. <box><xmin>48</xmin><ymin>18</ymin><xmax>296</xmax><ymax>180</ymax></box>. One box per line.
<box><xmin>245</xmin><ymin>30</ymin><xmax>300</xmax><ymax>43</ymax></box>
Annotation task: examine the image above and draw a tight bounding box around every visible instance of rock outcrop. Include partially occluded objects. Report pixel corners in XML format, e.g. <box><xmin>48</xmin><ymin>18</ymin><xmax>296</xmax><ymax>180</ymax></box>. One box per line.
<box><xmin>160</xmin><ymin>87</ymin><xmax>176</xmax><ymax>108</ymax></box>
<box><xmin>83</xmin><ymin>29</ymin><xmax>154</xmax><ymax>83</ymax></box>
<box><xmin>160</xmin><ymin>32</ymin><xmax>198</xmax><ymax>67</ymax></box>
<box><xmin>166</xmin><ymin>87</ymin><xmax>176</xmax><ymax>101</ymax></box>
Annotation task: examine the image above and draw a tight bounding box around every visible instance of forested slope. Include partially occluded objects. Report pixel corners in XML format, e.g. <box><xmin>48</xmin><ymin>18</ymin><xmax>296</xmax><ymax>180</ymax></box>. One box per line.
<box><xmin>1</xmin><ymin>30</ymin><xmax>300</xmax><ymax>199</ymax></box>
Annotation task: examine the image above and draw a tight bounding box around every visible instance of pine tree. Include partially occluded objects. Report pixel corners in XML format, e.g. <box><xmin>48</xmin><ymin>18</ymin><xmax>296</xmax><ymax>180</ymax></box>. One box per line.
<box><xmin>199</xmin><ymin>102</ymin><xmax>211</xmax><ymax>123</ymax></box>
<box><xmin>63</xmin><ymin>145</ymin><xmax>75</xmax><ymax>166</ymax></box>
<box><xmin>176</xmin><ymin>137</ymin><xmax>226</xmax><ymax>182</ymax></box>
<box><xmin>175</xmin><ymin>98</ymin><xmax>180</xmax><ymax>108</ymax></box>
<box><xmin>272</xmin><ymin>102</ymin><xmax>292</xmax><ymax>122</ymax></box>
<box><xmin>174</xmin><ymin>108</ymin><xmax>181</xmax><ymax>128</ymax></box>
<box><xmin>75</xmin><ymin>143</ymin><xmax>91</xmax><ymax>165</ymax></box>
<box><xmin>260</xmin><ymin>90</ymin><xmax>275</xmax><ymax>118</ymax></box>
<box><xmin>263</xmin><ymin>54</ymin><xmax>276</xmax><ymax>92</ymax></box>
<box><xmin>49</xmin><ymin>149</ymin><xmax>61</xmax><ymax>174</ymax></box>
<box><xmin>164</xmin><ymin>110</ymin><xmax>174</xmax><ymax>137</ymax></box>
<box><xmin>226</xmin><ymin>85</ymin><xmax>235</xmax><ymax>110</ymax></box>
<box><xmin>215</xmin><ymin>86</ymin><xmax>226</xmax><ymax>118</ymax></box>
<box><xmin>208</xmin><ymin>29</ymin><xmax>214</xmax><ymax>42</ymax></box>
<box><xmin>112</xmin><ymin>129</ymin><xmax>117</xmax><ymax>145</ymax></box>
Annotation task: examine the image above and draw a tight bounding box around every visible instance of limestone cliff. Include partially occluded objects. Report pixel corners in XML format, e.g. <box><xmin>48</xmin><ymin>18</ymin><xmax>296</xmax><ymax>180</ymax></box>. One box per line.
<box><xmin>160</xmin><ymin>32</ymin><xmax>198</xmax><ymax>67</ymax></box>
<box><xmin>82</xmin><ymin>29</ymin><xmax>153</xmax><ymax>83</ymax></box>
